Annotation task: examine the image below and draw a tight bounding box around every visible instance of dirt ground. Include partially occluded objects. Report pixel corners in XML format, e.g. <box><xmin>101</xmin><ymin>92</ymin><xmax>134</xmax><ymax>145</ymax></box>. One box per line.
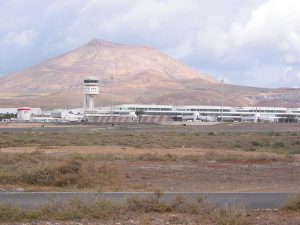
<box><xmin>0</xmin><ymin>146</ymin><xmax>299</xmax><ymax>192</ymax></box>
<box><xmin>0</xmin><ymin>145</ymin><xmax>291</xmax><ymax>156</ymax></box>
<box><xmin>2</xmin><ymin>211</ymin><xmax>300</xmax><ymax>225</ymax></box>
<box><xmin>0</xmin><ymin>123</ymin><xmax>300</xmax><ymax>192</ymax></box>
<box><xmin>119</xmin><ymin>160</ymin><xmax>300</xmax><ymax>192</ymax></box>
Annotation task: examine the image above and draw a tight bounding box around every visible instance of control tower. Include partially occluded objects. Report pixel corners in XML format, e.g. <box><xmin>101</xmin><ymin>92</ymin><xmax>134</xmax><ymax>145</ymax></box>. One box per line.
<box><xmin>83</xmin><ymin>77</ymin><xmax>99</xmax><ymax>112</ymax></box>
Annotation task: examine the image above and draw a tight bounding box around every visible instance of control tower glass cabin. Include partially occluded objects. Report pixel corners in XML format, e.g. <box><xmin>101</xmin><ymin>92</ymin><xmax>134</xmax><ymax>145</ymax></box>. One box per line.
<box><xmin>83</xmin><ymin>78</ymin><xmax>100</xmax><ymax>112</ymax></box>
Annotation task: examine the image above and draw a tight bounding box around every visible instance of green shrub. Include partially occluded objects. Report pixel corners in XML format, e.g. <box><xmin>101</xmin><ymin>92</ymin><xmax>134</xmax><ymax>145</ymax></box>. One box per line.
<box><xmin>181</xmin><ymin>155</ymin><xmax>201</xmax><ymax>162</ymax></box>
<box><xmin>245</xmin><ymin>147</ymin><xmax>256</xmax><ymax>152</ymax></box>
<box><xmin>251</xmin><ymin>141</ymin><xmax>263</xmax><ymax>147</ymax></box>
<box><xmin>271</xmin><ymin>141</ymin><xmax>285</xmax><ymax>148</ymax></box>
<box><xmin>232</xmin><ymin>142</ymin><xmax>242</xmax><ymax>148</ymax></box>
<box><xmin>288</xmin><ymin>149</ymin><xmax>300</xmax><ymax>154</ymax></box>
<box><xmin>137</xmin><ymin>153</ymin><xmax>176</xmax><ymax>161</ymax></box>
<box><xmin>161</xmin><ymin>153</ymin><xmax>176</xmax><ymax>161</ymax></box>
<box><xmin>268</xmin><ymin>131</ymin><xmax>281</xmax><ymax>136</ymax></box>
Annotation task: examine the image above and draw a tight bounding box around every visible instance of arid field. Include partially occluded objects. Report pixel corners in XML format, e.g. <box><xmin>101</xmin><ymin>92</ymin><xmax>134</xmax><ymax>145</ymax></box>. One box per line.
<box><xmin>0</xmin><ymin>122</ymin><xmax>300</xmax><ymax>224</ymax></box>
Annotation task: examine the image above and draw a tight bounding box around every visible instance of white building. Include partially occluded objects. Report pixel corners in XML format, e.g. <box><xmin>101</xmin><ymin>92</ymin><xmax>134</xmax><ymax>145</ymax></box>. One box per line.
<box><xmin>17</xmin><ymin>107</ymin><xmax>31</xmax><ymax>121</ymax></box>
<box><xmin>0</xmin><ymin>107</ymin><xmax>41</xmax><ymax>115</ymax></box>
<box><xmin>84</xmin><ymin>104</ymin><xmax>300</xmax><ymax>123</ymax></box>
<box><xmin>0</xmin><ymin>107</ymin><xmax>42</xmax><ymax>121</ymax></box>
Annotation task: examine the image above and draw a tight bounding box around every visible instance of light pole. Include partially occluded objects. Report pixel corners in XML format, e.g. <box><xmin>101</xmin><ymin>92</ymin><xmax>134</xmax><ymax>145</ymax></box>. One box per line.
<box><xmin>110</xmin><ymin>63</ymin><xmax>118</xmax><ymax>116</ymax></box>
<box><xmin>221</xmin><ymin>79</ymin><xmax>224</xmax><ymax>123</ymax></box>
<box><xmin>110</xmin><ymin>75</ymin><xmax>113</xmax><ymax>116</ymax></box>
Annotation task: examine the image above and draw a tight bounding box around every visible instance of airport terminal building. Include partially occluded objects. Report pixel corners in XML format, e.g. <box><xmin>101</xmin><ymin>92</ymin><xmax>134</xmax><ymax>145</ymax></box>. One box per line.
<box><xmin>2</xmin><ymin>104</ymin><xmax>300</xmax><ymax>123</ymax></box>
<box><xmin>85</xmin><ymin>104</ymin><xmax>300</xmax><ymax>123</ymax></box>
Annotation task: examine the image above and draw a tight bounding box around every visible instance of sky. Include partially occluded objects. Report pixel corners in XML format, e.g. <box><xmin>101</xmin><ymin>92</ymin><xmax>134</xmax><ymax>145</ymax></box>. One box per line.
<box><xmin>1</xmin><ymin>0</ymin><xmax>300</xmax><ymax>88</ymax></box>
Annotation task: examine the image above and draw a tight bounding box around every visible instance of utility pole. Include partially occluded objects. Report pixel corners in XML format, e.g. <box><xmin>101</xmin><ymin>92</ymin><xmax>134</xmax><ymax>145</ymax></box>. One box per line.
<box><xmin>221</xmin><ymin>79</ymin><xmax>224</xmax><ymax>123</ymax></box>
<box><xmin>110</xmin><ymin>74</ymin><xmax>113</xmax><ymax>116</ymax></box>
<box><xmin>110</xmin><ymin>63</ymin><xmax>117</xmax><ymax>116</ymax></box>
<box><xmin>91</xmin><ymin>66</ymin><xmax>96</xmax><ymax>122</ymax></box>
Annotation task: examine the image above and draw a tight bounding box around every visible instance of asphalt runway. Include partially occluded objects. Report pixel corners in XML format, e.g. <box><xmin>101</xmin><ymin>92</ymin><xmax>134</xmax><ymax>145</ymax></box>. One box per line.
<box><xmin>0</xmin><ymin>192</ymin><xmax>293</xmax><ymax>209</ymax></box>
<box><xmin>0</xmin><ymin>124</ymin><xmax>161</xmax><ymax>133</ymax></box>
<box><xmin>0</xmin><ymin>126</ymin><xmax>97</xmax><ymax>133</ymax></box>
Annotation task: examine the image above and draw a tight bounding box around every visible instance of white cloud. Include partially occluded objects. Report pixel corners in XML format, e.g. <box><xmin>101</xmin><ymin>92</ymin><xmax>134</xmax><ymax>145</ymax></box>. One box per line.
<box><xmin>229</xmin><ymin>0</ymin><xmax>300</xmax><ymax>61</ymax></box>
<box><xmin>177</xmin><ymin>0</ymin><xmax>300</xmax><ymax>87</ymax></box>
<box><xmin>166</xmin><ymin>39</ymin><xmax>193</xmax><ymax>59</ymax></box>
<box><xmin>284</xmin><ymin>67</ymin><xmax>293</xmax><ymax>75</ymax></box>
<box><xmin>2</xmin><ymin>30</ymin><xmax>38</xmax><ymax>48</ymax></box>
<box><xmin>1</xmin><ymin>0</ymin><xmax>300</xmax><ymax>88</ymax></box>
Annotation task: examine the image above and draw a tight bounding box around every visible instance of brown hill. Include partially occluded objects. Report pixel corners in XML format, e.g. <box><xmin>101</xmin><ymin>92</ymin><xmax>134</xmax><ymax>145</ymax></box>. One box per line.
<box><xmin>0</xmin><ymin>39</ymin><xmax>300</xmax><ymax>109</ymax></box>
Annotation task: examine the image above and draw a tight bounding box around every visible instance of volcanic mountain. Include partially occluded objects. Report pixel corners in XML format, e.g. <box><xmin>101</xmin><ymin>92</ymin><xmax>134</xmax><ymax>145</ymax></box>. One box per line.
<box><xmin>0</xmin><ymin>39</ymin><xmax>300</xmax><ymax>109</ymax></box>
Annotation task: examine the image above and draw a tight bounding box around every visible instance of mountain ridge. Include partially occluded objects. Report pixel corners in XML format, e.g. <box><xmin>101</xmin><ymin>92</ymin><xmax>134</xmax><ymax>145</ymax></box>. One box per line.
<box><xmin>0</xmin><ymin>39</ymin><xmax>300</xmax><ymax>109</ymax></box>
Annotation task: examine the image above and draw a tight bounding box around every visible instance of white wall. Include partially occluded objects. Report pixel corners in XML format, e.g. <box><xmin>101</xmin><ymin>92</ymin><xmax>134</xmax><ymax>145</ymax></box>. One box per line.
<box><xmin>0</xmin><ymin>108</ymin><xmax>42</xmax><ymax>115</ymax></box>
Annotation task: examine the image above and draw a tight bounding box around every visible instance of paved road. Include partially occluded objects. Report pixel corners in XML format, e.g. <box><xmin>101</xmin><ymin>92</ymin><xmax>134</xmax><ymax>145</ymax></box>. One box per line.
<box><xmin>0</xmin><ymin>126</ymin><xmax>96</xmax><ymax>133</ymax></box>
<box><xmin>1</xmin><ymin>123</ymin><xmax>300</xmax><ymax>134</ymax></box>
<box><xmin>0</xmin><ymin>192</ymin><xmax>293</xmax><ymax>209</ymax></box>
<box><xmin>0</xmin><ymin>124</ymin><xmax>162</xmax><ymax>133</ymax></box>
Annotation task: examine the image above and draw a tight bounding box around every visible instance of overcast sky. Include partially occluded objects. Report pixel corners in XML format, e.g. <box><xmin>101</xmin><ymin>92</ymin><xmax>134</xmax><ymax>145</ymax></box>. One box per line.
<box><xmin>1</xmin><ymin>0</ymin><xmax>300</xmax><ymax>88</ymax></box>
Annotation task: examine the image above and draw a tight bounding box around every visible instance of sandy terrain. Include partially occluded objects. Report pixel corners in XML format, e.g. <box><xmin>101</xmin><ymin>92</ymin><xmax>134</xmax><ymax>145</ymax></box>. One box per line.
<box><xmin>120</xmin><ymin>160</ymin><xmax>300</xmax><ymax>192</ymax></box>
<box><xmin>0</xmin><ymin>145</ymin><xmax>286</xmax><ymax>156</ymax></box>
<box><xmin>2</xmin><ymin>144</ymin><xmax>300</xmax><ymax>162</ymax></box>
<box><xmin>1</xmin><ymin>146</ymin><xmax>299</xmax><ymax>192</ymax></box>
<box><xmin>2</xmin><ymin>211</ymin><xmax>300</xmax><ymax>225</ymax></box>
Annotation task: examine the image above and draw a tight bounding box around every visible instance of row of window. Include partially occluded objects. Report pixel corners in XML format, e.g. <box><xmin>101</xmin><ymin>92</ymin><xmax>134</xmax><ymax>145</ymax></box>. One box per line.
<box><xmin>143</xmin><ymin>112</ymin><xmax>180</xmax><ymax>116</ymax></box>
<box><xmin>127</xmin><ymin>107</ymin><xmax>172</xmax><ymax>111</ymax></box>
<box><xmin>84</xmin><ymin>80</ymin><xmax>99</xmax><ymax>84</ymax></box>
<box><xmin>190</xmin><ymin>109</ymin><xmax>286</xmax><ymax>113</ymax></box>
<box><xmin>190</xmin><ymin>109</ymin><xmax>231</xmax><ymax>112</ymax></box>
<box><xmin>117</xmin><ymin>107</ymin><xmax>296</xmax><ymax>114</ymax></box>
<box><xmin>85</xmin><ymin>87</ymin><xmax>98</xmax><ymax>91</ymax></box>
<box><xmin>236</xmin><ymin>110</ymin><xmax>286</xmax><ymax>113</ymax></box>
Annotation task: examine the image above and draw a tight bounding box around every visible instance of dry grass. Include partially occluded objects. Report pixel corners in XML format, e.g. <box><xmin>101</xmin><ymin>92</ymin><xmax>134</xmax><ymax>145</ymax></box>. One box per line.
<box><xmin>126</xmin><ymin>192</ymin><xmax>207</xmax><ymax>214</ymax></box>
<box><xmin>281</xmin><ymin>194</ymin><xmax>300</xmax><ymax>212</ymax></box>
<box><xmin>202</xmin><ymin>151</ymin><xmax>295</xmax><ymax>163</ymax></box>
<box><xmin>0</xmin><ymin>150</ymin><xmax>295</xmax><ymax>186</ymax></box>
<box><xmin>215</xmin><ymin>209</ymin><xmax>250</xmax><ymax>225</ymax></box>
<box><xmin>0</xmin><ymin>199</ymin><xmax>122</xmax><ymax>222</ymax></box>
<box><xmin>1</xmin><ymin>130</ymin><xmax>300</xmax><ymax>155</ymax></box>
<box><xmin>0</xmin><ymin>193</ymin><xmax>250</xmax><ymax>224</ymax></box>
<box><xmin>0</xmin><ymin>152</ymin><xmax>121</xmax><ymax>190</ymax></box>
<box><xmin>0</xmin><ymin>150</ymin><xmax>296</xmax><ymax>192</ymax></box>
